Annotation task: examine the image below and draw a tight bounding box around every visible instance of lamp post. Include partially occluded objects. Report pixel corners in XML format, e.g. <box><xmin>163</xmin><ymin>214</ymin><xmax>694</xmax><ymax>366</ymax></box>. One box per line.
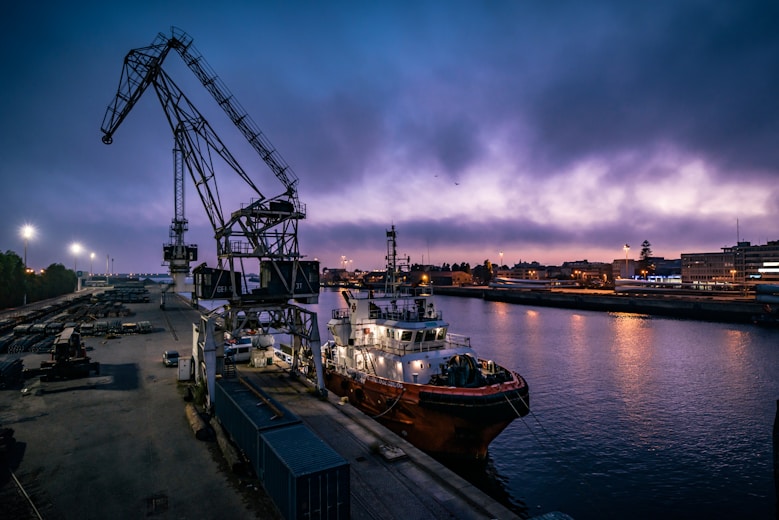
<box><xmin>90</xmin><ymin>252</ymin><xmax>95</xmax><ymax>276</ymax></box>
<box><xmin>71</xmin><ymin>243</ymin><xmax>82</xmax><ymax>272</ymax></box>
<box><xmin>21</xmin><ymin>225</ymin><xmax>35</xmax><ymax>271</ymax></box>
<box><xmin>20</xmin><ymin>225</ymin><xmax>35</xmax><ymax>305</ymax></box>
<box><xmin>623</xmin><ymin>243</ymin><xmax>630</xmax><ymax>278</ymax></box>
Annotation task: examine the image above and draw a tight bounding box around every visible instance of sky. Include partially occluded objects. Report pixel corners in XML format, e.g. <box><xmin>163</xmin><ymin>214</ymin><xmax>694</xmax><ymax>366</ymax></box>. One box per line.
<box><xmin>2</xmin><ymin>1</ymin><xmax>779</xmax><ymax>275</ymax></box>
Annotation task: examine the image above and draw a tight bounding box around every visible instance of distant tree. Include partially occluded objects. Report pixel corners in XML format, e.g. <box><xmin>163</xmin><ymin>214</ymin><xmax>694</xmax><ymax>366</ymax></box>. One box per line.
<box><xmin>639</xmin><ymin>240</ymin><xmax>654</xmax><ymax>278</ymax></box>
<box><xmin>0</xmin><ymin>254</ymin><xmax>78</xmax><ymax>310</ymax></box>
<box><xmin>0</xmin><ymin>251</ymin><xmax>25</xmax><ymax>308</ymax></box>
<box><xmin>483</xmin><ymin>259</ymin><xmax>494</xmax><ymax>282</ymax></box>
<box><xmin>41</xmin><ymin>263</ymin><xmax>76</xmax><ymax>298</ymax></box>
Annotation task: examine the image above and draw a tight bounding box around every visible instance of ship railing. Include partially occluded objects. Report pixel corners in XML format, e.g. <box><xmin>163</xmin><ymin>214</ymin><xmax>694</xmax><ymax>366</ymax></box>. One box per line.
<box><xmin>445</xmin><ymin>333</ymin><xmax>471</xmax><ymax>348</ymax></box>
<box><xmin>370</xmin><ymin>336</ymin><xmax>447</xmax><ymax>355</ymax></box>
<box><xmin>397</xmin><ymin>286</ymin><xmax>434</xmax><ymax>297</ymax></box>
<box><xmin>372</xmin><ymin>303</ymin><xmax>442</xmax><ymax>322</ymax></box>
<box><xmin>331</xmin><ymin>308</ymin><xmax>349</xmax><ymax>319</ymax></box>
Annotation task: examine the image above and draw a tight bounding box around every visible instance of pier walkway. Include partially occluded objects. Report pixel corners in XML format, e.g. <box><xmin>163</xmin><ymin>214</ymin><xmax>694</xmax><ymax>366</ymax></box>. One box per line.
<box><xmin>238</xmin><ymin>362</ymin><xmax>518</xmax><ymax>520</ymax></box>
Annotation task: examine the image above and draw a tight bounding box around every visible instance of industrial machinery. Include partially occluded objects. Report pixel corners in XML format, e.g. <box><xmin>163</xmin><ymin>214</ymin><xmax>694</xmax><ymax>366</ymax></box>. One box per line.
<box><xmin>23</xmin><ymin>327</ymin><xmax>100</xmax><ymax>381</ymax></box>
<box><xmin>161</xmin><ymin>145</ymin><xmax>198</xmax><ymax>306</ymax></box>
<box><xmin>100</xmin><ymin>27</ymin><xmax>324</xmax><ymax>398</ymax></box>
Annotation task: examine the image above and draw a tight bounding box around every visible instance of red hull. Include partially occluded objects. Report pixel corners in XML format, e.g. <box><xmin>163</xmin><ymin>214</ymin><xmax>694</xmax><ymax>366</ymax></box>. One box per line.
<box><xmin>324</xmin><ymin>369</ymin><xmax>529</xmax><ymax>461</ymax></box>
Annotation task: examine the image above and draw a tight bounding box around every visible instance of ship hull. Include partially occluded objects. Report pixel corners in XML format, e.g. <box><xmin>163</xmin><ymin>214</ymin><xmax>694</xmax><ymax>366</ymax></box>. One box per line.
<box><xmin>324</xmin><ymin>369</ymin><xmax>529</xmax><ymax>461</ymax></box>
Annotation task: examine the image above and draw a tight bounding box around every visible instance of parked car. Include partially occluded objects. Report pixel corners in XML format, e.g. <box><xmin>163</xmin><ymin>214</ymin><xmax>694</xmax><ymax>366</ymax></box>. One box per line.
<box><xmin>162</xmin><ymin>350</ymin><xmax>179</xmax><ymax>367</ymax></box>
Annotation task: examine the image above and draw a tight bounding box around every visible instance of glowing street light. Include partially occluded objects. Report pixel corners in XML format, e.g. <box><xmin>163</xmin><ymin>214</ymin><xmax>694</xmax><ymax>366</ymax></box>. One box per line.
<box><xmin>623</xmin><ymin>243</ymin><xmax>630</xmax><ymax>278</ymax></box>
<box><xmin>20</xmin><ymin>224</ymin><xmax>35</xmax><ymax>271</ymax></box>
<box><xmin>90</xmin><ymin>252</ymin><xmax>95</xmax><ymax>275</ymax></box>
<box><xmin>71</xmin><ymin>243</ymin><xmax>82</xmax><ymax>272</ymax></box>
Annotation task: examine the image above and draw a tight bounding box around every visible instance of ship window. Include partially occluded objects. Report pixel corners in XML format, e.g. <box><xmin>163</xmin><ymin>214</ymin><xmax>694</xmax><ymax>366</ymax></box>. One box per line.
<box><xmin>400</xmin><ymin>330</ymin><xmax>412</xmax><ymax>342</ymax></box>
<box><xmin>414</xmin><ymin>332</ymin><xmax>423</xmax><ymax>343</ymax></box>
<box><xmin>424</xmin><ymin>329</ymin><xmax>436</xmax><ymax>341</ymax></box>
<box><xmin>436</xmin><ymin>328</ymin><xmax>446</xmax><ymax>340</ymax></box>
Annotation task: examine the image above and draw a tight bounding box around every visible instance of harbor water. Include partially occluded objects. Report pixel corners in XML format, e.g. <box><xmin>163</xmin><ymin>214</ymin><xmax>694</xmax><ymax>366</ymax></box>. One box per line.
<box><xmin>312</xmin><ymin>288</ymin><xmax>778</xmax><ymax>519</ymax></box>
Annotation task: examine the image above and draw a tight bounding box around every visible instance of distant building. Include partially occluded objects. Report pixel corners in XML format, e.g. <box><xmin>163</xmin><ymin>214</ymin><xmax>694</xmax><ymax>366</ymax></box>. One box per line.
<box><xmin>496</xmin><ymin>262</ymin><xmax>546</xmax><ymax>280</ymax></box>
<box><xmin>725</xmin><ymin>240</ymin><xmax>779</xmax><ymax>284</ymax></box>
<box><xmin>612</xmin><ymin>258</ymin><xmax>635</xmax><ymax>279</ymax></box>
<box><xmin>652</xmin><ymin>257</ymin><xmax>682</xmax><ymax>277</ymax></box>
<box><xmin>681</xmin><ymin>240</ymin><xmax>779</xmax><ymax>286</ymax></box>
<box><xmin>561</xmin><ymin>260</ymin><xmax>611</xmax><ymax>284</ymax></box>
<box><xmin>321</xmin><ymin>268</ymin><xmax>349</xmax><ymax>286</ymax></box>
<box><xmin>681</xmin><ymin>252</ymin><xmax>735</xmax><ymax>284</ymax></box>
<box><xmin>408</xmin><ymin>269</ymin><xmax>473</xmax><ymax>286</ymax></box>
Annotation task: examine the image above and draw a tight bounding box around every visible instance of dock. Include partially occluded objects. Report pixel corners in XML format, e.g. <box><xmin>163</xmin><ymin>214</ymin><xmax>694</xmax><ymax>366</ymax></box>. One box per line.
<box><xmin>0</xmin><ymin>283</ymin><xmax>525</xmax><ymax>519</ymax></box>
<box><xmin>435</xmin><ymin>285</ymin><xmax>766</xmax><ymax>323</ymax></box>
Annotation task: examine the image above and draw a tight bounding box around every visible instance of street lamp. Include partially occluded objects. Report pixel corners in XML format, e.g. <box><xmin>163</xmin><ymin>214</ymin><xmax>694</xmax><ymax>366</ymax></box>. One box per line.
<box><xmin>20</xmin><ymin>225</ymin><xmax>35</xmax><ymax>305</ymax></box>
<box><xmin>499</xmin><ymin>251</ymin><xmax>504</xmax><ymax>268</ymax></box>
<box><xmin>623</xmin><ymin>244</ymin><xmax>630</xmax><ymax>278</ymax></box>
<box><xmin>90</xmin><ymin>252</ymin><xmax>95</xmax><ymax>275</ymax></box>
<box><xmin>71</xmin><ymin>243</ymin><xmax>82</xmax><ymax>272</ymax></box>
<box><xmin>20</xmin><ymin>224</ymin><xmax>35</xmax><ymax>271</ymax></box>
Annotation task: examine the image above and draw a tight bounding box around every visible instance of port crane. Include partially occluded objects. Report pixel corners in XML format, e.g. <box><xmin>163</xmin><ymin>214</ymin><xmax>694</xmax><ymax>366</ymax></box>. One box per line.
<box><xmin>160</xmin><ymin>144</ymin><xmax>198</xmax><ymax>308</ymax></box>
<box><xmin>100</xmin><ymin>27</ymin><xmax>325</xmax><ymax>398</ymax></box>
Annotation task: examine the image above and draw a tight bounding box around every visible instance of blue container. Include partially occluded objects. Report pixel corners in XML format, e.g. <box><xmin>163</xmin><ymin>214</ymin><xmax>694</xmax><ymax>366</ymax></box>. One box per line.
<box><xmin>213</xmin><ymin>379</ymin><xmax>301</xmax><ymax>471</ymax></box>
<box><xmin>261</xmin><ymin>424</ymin><xmax>350</xmax><ymax>520</ymax></box>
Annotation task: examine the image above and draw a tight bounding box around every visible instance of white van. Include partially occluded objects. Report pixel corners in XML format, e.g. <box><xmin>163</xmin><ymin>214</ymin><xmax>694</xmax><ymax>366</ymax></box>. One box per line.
<box><xmin>224</xmin><ymin>337</ymin><xmax>253</xmax><ymax>363</ymax></box>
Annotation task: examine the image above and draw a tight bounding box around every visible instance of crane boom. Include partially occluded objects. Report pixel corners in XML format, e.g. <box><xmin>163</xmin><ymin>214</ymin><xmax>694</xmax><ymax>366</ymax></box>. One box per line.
<box><xmin>100</xmin><ymin>26</ymin><xmax>314</xmax><ymax>266</ymax></box>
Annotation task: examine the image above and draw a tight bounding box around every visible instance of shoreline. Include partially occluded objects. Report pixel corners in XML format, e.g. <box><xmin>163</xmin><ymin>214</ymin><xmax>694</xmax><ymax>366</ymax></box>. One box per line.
<box><xmin>433</xmin><ymin>285</ymin><xmax>767</xmax><ymax>324</ymax></box>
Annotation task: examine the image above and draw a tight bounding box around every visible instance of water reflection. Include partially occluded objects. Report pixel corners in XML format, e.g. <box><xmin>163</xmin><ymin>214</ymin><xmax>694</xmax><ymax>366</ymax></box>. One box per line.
<box><xmin>313</xmin><ymin>290</ymin><xmax>778</xmax><ymax>519</ymax></box>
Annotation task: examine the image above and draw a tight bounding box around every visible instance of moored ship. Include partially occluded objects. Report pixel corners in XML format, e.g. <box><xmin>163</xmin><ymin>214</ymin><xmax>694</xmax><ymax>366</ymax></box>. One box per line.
<box><xmin>322</xmin><ymin>226</ymin><xmax>529</xmax><ymax>461</ymax></box>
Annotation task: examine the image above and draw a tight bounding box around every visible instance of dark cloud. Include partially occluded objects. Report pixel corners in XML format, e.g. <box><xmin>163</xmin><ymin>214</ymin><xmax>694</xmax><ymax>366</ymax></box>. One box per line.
<box><xmin>2</xmin><ymin>1</ymin><xmax>779</xmax><ymax>274</ymax></box>
<box><xmin>517</xmin><ymin>1</ymin><xmax>779</xmax><ymax>175</ymax></box>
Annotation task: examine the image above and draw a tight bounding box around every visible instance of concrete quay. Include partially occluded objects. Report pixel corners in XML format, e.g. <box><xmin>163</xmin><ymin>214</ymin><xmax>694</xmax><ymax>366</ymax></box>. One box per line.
<box><xmin>0</xmin><ymin>284</ymin><xmax>525</xmax><ymax>519</ymax></box>
<box><xmin>435</xmin><ymin>286</ymin><xmax>766</xmax><ymax>324</ymax></box>
<box><xmin>239</xmin><ymin>364</ymin><xmax>520</xmax><ymax>520</ymax></box>
<box><xmin>0</xmin><ymin>284</ymin><xmax>276</xmax><ymax>519</ymax></box>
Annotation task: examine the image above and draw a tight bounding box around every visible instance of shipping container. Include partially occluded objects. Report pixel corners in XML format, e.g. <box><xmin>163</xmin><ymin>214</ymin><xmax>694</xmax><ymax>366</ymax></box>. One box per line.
<box><xmin>213</xmin><ymin>378</ymin><xmax>302</xmax><ymax>477</ymax></box>
<box><xmin>260</xmin><ymin>424</ymin><xmax>350</xmax><ymax>520</ymax></box>
<box><xmin>213</xmin><ymin>379</ymin><xmax>349</xmax><ymax>519</ymax></box>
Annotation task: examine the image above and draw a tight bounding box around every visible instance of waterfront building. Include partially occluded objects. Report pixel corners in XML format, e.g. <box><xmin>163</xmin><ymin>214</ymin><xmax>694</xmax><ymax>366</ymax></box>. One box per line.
<box><xmin>612</xmin><ymin>258</ymin><xmax>635</xmax><ymax>280</ymax></box>
<box><xmin>427</xmin><ymin>270</ymin><xmax>473</xmax><ymax>286</ymax></box>
<box><xmin>681</xmin><ymin>251</ymin><xmax>735</xmax><ymax>284</ymax></box>
<box><xmin>496</xmin><ymin>262</ymin><xmax>547</xmax><ymax>280</ymax></box>
<box><xmin>561</xmin><ymin>260</ymin><xmax>611</xmax><ymax>284</ymax></box>
<box><xmin>682</xmin><ymin>240</ymin><xmax>779</xmax><ymax>286</ymax></box>
<box><xmin>725</xmin><ymin>240</ymin><xmax>779</xmax><ymax>284</ymax></box>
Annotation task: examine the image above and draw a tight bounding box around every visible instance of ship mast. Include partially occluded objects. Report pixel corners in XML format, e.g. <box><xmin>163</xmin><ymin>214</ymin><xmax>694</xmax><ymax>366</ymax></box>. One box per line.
<box><xmin>384</xmin><ymin>225</ymin><xmax>409</xmax><ymax>296</ymax></box>
<box><xmin>385</xmin><ymin>227</ymin><xmax>397</xmax><ymax>295</ymax></box>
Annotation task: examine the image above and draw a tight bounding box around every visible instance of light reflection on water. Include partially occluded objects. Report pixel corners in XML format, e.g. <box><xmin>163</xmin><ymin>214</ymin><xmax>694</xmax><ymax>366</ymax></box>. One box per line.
<box><xmin>313</xmin><ymin>290</ymin><xmax>779</xmax><ymax>520</ymax></box>
<box><xmin>425</xmin><ymin>294</ymin><xmax>779</xmax><ymax>520</ymax></box>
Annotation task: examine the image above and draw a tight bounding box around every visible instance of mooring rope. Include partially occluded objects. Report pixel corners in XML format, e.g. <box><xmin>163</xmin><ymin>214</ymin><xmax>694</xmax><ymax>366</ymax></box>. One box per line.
<box><xmin>373</xmin><ymin>388</ymin><xmax>406</xmax><ymax>419</ymax></box>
